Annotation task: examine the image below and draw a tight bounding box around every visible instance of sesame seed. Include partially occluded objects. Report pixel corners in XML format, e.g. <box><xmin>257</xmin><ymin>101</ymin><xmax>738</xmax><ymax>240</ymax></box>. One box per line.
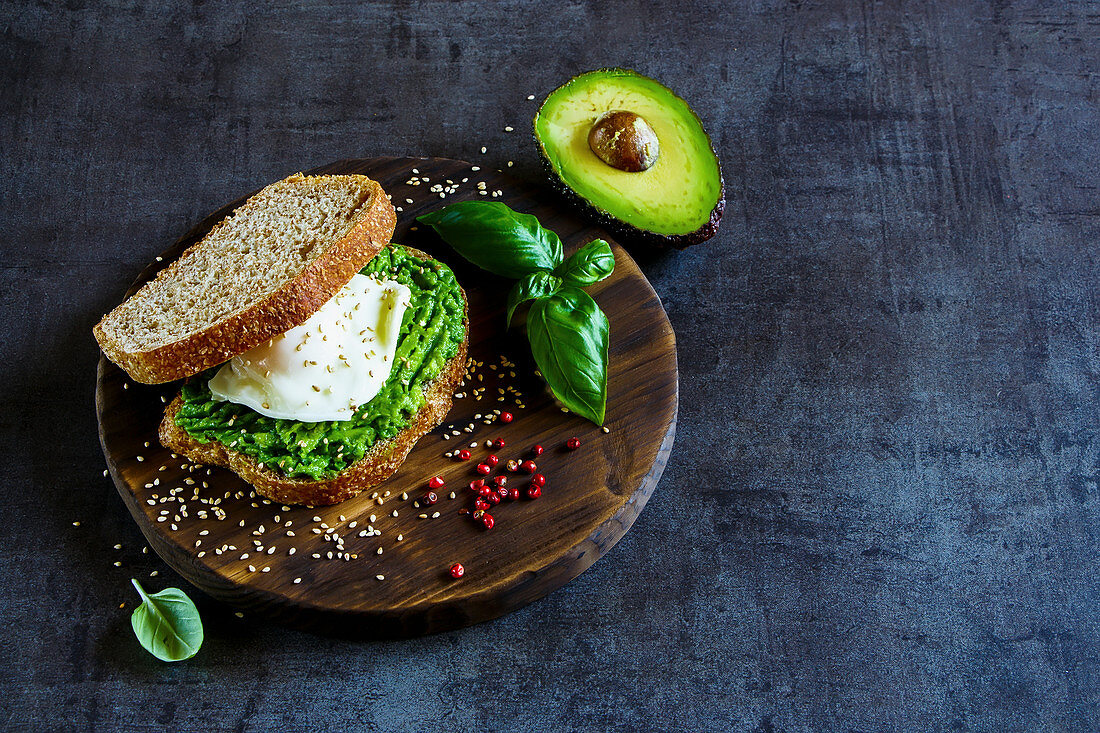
<box><xmin>504</xmin><ymin>126</ymin><xmax>514</xmax><ymax>132</ymax></box>
<box><xmin>376</xmin><ymin>547</ymin><xmax>383</xmax><ymax>555</ymax></box>
<box><xmin>376</xmin><ymin>575</ymin><xmax>385</xmax><ymax>581</ymax></box>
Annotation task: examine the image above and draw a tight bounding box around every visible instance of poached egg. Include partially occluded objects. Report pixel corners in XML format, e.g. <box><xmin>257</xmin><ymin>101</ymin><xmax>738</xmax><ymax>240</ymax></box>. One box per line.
<box><xmin>208</xmin><ymin>273</ymin><xmax>411</xmax><ymax>422</ymax></box>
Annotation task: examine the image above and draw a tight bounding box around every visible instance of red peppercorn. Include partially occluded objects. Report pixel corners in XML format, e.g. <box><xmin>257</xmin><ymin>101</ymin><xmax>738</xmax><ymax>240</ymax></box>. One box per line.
<box><xmin>506</xmin><ymin>459</ymin><xmax>519</xmax><ymax>472</ymax></box>
<box><xmin>501</xmin><ymin>412</ymin><xmax>513</xmax><ymax>423</ymax></box>
<box><xmin>476</xmin><ymin>463</ymin><xmax>491</xmax><ymax>475</ymax></box>
<box><xmin>566</xmin><ymin>437</ymin><xmax>581</xmax><ymax>450</ymax></box>
<box><xmin>458</xmin><ymin>507</ymin><xmax>470</xmax><ymax>515</ymax></box>
<box><xmin>492</xmin><ymin>438</ymin><xmax>506</xmax><ymax>450</ymax></box>
<box><xmin>428</xmin><ymin>476</ymin><xmax>445</xmax><ymax>490</ymax></box>
<box><xmin>520</xmin><ymin>460</ymin><xmax>537</xmax><ymax>474</ymax></box>
<box><xmin>486</xmin><ymin>454</ymin><xmax>499</xmax><ymax>468</ymax></box>
<box><xmin>496</xmin><ymin>486</ymin><xmax>509</xmax><ymax>500</ymax></box>
<box><xmin>472</xmin><ymin>509</ymin><xmax>485</xmax><ymax>521</ymax></box>
<box><xmin>458</xmin><ymin>449</ymin><xmax>472</xmax><ymax>461</ymax></box>
<box><xmin>422</xmin><ymin>491</ymin><xmax>438</xmax><ymax>506</ymax></box>
<box><xmin>486</xmin><ymin>491</ymin><xmax>502</xmax><ymax>506</ymax></box>
<box><xmin>527</xmin><ymin>485</ymin><xmax>542</xmax><ymax>499</ymax></box>
<box><xmin>532</xmin><ymin>444</ymin><xmax>544</xmax><ymax>457</ymax></box>
<box><xmin>450</xmin><ymin>563</ymin><xmax>465</xmax><ymax>579</ymax></box>
<box><xmin>474</xmin><ymin>498</ymin><xmax>490</xmax><ymax>511</ymax></box>
<box><xmin>478</xmin><ymin>485</ymin><xmax>493</xmax><ymax>497</ymax></box>
<box><xmin>508</xmin><ymin>487</ymin><xmax>520</xmax><ymax>501</ymax></box>
<box><xmin>481</xmin><ymin>513</ymin><xmax>495</xmax><ymax>529</ymax></box>
<box><xmin>467</xmin><ymin>479</ymin><xmax>485</xmax><ymax>493</ymax></box>
<box><xmin>531</xmin><ymin>473</ymin><xmax>546</xmax><ymax>487</ymax></box>
<box><xmin>493</xmin><ymin>475</ymin><xmax>508</xmax><ymax>488</ymax></box>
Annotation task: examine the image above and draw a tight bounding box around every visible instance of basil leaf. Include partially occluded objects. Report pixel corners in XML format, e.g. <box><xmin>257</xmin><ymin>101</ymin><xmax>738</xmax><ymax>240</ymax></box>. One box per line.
<box><xmin>130</xmin><ymin>579</ymin><xmax>203</xmax><ymax>662</ymax></box>
<box><xmin>526</xmin><ymin>287</ymin><xmax>609</xmax><ymax>425</ymax></box>
<box><xmin>554</xmin><ymin>239</ymin><xmax>615</xmax><ymax>286</ymax></box>
<box><xmin>417</xmin><ymin>201</ymin><xmax>564</xmax><ymax>278</ymax></box>
<box><xmin>506</xmin><ymin>271</ymin><xmax>562</xmax><ymax>327</ymax></box>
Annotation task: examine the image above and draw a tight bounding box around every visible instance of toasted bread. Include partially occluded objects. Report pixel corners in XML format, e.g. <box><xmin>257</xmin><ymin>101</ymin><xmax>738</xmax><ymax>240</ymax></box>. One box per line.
<box><xmin>94</xmin><ymin>173</ymin><xmax>396</xmax><ymax>384</ymax></box>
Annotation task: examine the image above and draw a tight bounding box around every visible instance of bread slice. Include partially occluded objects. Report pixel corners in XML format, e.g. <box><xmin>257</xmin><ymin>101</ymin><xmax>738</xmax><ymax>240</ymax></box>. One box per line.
<box><xmin>157</xmin><ymin>250</ymin><xmax>470</xmax><ymax>506</ymax></box>
<box><xmin>94</xmin><ymin>173</ymin><xmax>397</xmax><ymax>384</ymax></box>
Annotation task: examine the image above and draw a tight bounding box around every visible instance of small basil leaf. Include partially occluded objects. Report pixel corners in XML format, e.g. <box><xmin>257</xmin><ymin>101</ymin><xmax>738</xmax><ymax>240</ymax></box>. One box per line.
<box><xmin>526</xmin><ymin>287</ymin><xmax>609</xmax><ymax>425</ymax></box>
<box><xmin>417</xmin><ymin>201</ymin><xmax>564</xmax><ymax>278</ymax></box>
<box><xmin>554</xmin><ymin>239</ymin><xmax>615</xmax><ymax>286</ymax></box>
<box><xmin>506</xmin><ymin>271</ymin><xmax>563</xmax><ymax>327</ymax></box>
<box><xmin>130</xmin><ymin>579</ymin><xmax>203</xmax><ymax>662</ymax></box>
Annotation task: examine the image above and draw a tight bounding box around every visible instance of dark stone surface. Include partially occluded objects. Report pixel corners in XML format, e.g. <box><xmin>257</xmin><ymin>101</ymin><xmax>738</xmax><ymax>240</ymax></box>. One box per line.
<box><xmin>3</xmin><ymin>1</ymin><xmax>1098</xmax><ymax>730</ymax></box>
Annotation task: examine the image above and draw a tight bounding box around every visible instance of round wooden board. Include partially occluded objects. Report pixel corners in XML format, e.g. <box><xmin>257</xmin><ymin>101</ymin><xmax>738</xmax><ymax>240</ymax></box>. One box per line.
<box><xmin>96</xmin><ymin>157</ymin><xmax>677</xmax><ymax>638</ymax></box>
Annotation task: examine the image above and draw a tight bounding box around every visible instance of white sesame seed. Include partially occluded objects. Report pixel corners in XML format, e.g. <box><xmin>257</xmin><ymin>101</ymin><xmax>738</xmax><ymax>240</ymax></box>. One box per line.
<box><xmin>293</xmin><ymin>578</ymin><xmax>302</xmax><ymax>584</ymax></box>
<box><xmin>376</xmin><ymin>575</ymin><xmax>385</xmax><ymax>581</ymax></box>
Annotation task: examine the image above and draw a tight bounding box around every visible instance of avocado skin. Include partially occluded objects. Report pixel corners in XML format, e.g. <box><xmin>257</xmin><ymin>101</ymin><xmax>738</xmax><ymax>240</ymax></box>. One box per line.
<box><xmin>534</xmin><ymin>68</ymin><xmax>725</xmax><ymax>249</ymax></box>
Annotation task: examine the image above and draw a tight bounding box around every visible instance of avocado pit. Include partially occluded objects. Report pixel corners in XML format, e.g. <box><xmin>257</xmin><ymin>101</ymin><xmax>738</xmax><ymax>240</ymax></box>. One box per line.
<box><xmin>587</xmin><ymin>110</ymin><xmax>659</xmax><ymax>172</ymax></box>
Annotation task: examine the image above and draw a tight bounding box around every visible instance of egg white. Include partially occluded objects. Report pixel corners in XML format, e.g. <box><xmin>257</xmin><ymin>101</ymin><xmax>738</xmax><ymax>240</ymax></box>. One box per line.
<box><xmin>208</xmin><ymin>274</ymin><xmax>411</xmax><ymax>422</ymax></box>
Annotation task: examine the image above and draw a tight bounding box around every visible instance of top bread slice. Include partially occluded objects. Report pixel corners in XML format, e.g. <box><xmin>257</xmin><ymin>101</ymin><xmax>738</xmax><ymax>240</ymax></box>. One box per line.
<box><xmin>94</xmin><ymin>173</ymin><xmax>397</xmax><ymax>384</ymax></box>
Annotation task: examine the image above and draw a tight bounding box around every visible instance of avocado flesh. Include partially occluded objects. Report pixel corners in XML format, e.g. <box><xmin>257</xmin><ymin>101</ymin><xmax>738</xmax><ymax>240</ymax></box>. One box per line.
<box><xmin>535</xmin><ymin>69</ymin><xmax>723</xmax><ymax>241</ymax></box>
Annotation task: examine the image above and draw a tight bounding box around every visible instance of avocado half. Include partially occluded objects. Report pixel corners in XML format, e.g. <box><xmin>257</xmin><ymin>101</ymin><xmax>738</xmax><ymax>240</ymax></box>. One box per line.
<box><xmin>534</xmin><ymin>68</ymin><xmax>724</xmax><ymax>248</ymax></box>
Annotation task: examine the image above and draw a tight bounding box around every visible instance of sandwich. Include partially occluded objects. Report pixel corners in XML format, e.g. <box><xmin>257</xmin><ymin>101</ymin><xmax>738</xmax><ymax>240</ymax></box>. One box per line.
<box><xmin>94</xmin><ymin>172</ymin><xmax>469</xmax><ymax>506</ymax></box>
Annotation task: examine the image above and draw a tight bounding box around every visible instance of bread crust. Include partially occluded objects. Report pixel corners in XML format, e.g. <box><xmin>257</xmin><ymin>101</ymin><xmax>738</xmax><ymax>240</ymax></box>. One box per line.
<box><xmin>94</xmin><ymin>174</ymin><xmax>397</xmax><ymax>384</ymax></box>
<box><xmin>157</xmin><ymin>255</ymin><xmax>469</xmax><ymax>506</ymax></box>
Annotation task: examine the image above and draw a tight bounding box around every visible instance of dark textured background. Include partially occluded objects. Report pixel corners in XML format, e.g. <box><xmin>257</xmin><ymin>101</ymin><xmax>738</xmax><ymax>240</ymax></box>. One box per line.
<box><xmin>3</xmin><ymin>1</ymin><xmax>1099</xmax><ymax>730</ymax></box>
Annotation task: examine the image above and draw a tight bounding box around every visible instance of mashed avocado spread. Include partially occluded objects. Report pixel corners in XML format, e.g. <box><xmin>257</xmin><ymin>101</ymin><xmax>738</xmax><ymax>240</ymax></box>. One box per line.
<box><xmin>173</xmin><ymin>245</ymin><xmax>466</xmax><ymax>480</ymax></box>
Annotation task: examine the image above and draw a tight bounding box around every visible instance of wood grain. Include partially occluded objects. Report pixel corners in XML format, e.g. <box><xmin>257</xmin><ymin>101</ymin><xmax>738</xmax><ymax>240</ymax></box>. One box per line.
<box><xmin>96</xmin><ymin>157</ymin><xmax>678</xmax><ymax>637</ymax></box>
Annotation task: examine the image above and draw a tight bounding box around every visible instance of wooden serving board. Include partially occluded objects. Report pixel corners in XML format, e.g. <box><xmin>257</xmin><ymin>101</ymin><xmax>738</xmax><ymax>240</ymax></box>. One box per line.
<box><xmin>96</xmin><ymin>157</ymin><xmax>677</xmax><ymax>637</ymax></box>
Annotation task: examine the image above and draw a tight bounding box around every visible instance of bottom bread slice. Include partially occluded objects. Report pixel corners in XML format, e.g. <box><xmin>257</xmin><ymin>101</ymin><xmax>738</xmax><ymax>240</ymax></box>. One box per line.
<box><xmin>159</xmin><ymin>337</ymin><xmax>468</xmax><ymax>506</ymax></box>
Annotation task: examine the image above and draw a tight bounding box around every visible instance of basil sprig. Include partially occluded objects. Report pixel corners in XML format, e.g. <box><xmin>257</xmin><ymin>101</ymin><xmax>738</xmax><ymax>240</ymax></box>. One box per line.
<box><xmin>418</xmin><ymin>202</ymin><xmax>613</xmax><ymax>425</ymax></box>
<box><xmin>130</xmin><ymin>579</ymin><xmax>203</xmax><ymax>662</ymax></box>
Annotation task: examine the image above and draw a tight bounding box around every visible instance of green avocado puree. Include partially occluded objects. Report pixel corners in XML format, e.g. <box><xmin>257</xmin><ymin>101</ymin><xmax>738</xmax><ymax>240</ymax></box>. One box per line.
<box><xmin>173</xmin><ymin>245</ymin><xmax>466</xmax><ymax>480</ymax></box>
